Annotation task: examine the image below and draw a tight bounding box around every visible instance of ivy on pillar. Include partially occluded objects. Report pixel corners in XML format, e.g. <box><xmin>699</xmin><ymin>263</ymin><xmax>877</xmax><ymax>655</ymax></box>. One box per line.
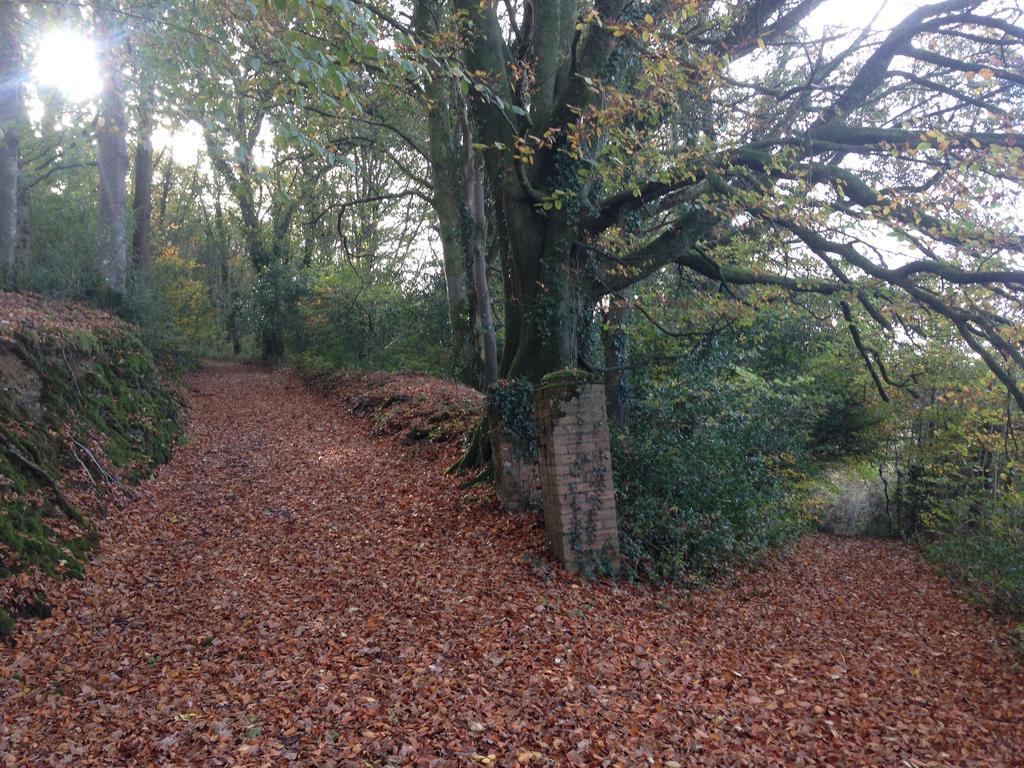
<box><xmin>488</xmin><ymin>380</ymin><xmax>542</xmax><ymax>512</ymax></box>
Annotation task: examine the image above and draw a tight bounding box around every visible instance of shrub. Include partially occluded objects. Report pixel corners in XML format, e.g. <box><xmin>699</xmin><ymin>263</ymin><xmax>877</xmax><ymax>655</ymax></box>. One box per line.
<box><xmin>926</xmin><ymin>516</ymin><xmax>1024</xmax><ymax>618</ymax></box>
<box><xmin>866</xmin><ymin>352</ymin><xmax>1024</xmax><ymax>617</ymax></box>
<box><xmin>613</xmin><ymin>343</ymin><xmax>812</xmax><ymax>583</ymax></box>
<box><xmin>132</xmin><ymin>247</ymin><xmax>221</xmax><ymax>365</ymax></box>
<box><xmin>297</xmin><ymin>265</ymin><xmax>449</xmax><ymax>374</ymax></box>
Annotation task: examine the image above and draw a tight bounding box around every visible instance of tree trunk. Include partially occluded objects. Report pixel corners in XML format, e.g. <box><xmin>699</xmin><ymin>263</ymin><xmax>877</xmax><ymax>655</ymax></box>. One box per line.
<box><xmin>457</xmin><ymin>94</ymin><xmax>498</xmax><ymax>389</ymax></box>
<box><xmin>0</xmin><ymin>0</ymin><xmax>21</xmax><ymax>286</ymax></box>
<box><xmin>214</xmin><ymin>191</ymin><xmax>229</xmax><ymax>297</ymax></box>
<box><xmin>130</xmin><ymin>89</ymin><xmax>155</xmax><ymax>281</ymax></box>
<box><xmin>500</xmin><ymin>184</ymin><xmax>589</xmax><ymax>382</ymax></box>
<box><xmin>157</xmin><ymin>154</ymin><xmax>173</xmax><ymax>223</ymax></box>
<box><xmin>94</xmin><ymin>0</ymin><xmax>129</xmax><ymax>298</ymax></box>
<box><xmin>261</xmin><ymin>327</ymin><xmax>283</xmax><ymax>360</ymax></box>
<box><xmin>431</xmin><ymin>135</ymin><xmax>475</xmax><ymax>383</ymax></box>
<box><xmin>414</xmin><ymin>0</ymin><xmax>476</xmax><ymax>385</ymax></box>
<box><xmin>219</xmin><ymin>192</ymin><xmax>240</xmax><ymax>356</ymax></box>
<box><xmin>13</xmin><ymin>157</ymin><xmax>28</xmax><ymax>272</ymax></box>
<box><xmin>448</xmin><ymin>0</ymin><xmax>632</xmax><ymax>386</ymax></box>
<box><xmin>228</xmin><ymin>307</ymin><xmax>242</xmax><ymax>356</ymax></box>
<box><xmin>602</xmin><ymin>291</ymin><xmax>632</xmax><ymax>433</ymax></box>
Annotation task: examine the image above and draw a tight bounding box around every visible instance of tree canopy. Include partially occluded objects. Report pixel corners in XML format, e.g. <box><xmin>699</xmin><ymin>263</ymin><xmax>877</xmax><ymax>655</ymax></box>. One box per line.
<box><xmin>428</xmin><ymin>0</ymin><xmax>1024</xmax><ymax>393</ymax></box>
<box><xmin>8</xmin><ymin>0</ymin><xmax>1022</xmax><ymax>388</ymax></box>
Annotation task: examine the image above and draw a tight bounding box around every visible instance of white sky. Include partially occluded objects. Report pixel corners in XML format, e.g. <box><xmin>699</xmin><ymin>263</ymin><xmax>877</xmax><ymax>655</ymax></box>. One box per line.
<box><xmin>803</xmin><ymin>0</ymin><xmax>927</xmax><ymax>37</ymax></box>
<box><xmin>153</xmin><ymin>121</ymin><xmax>205</xmax><ymax>165</ymax></box>
<box><xmin>29</xmin><ymin>28</ymin><xmax>269</xmax><ymax>167</ymax></box>
<box><xmin>32</xmin><ymin>28</ymin><xmax>101</xmax><ymax>101</ymax></box>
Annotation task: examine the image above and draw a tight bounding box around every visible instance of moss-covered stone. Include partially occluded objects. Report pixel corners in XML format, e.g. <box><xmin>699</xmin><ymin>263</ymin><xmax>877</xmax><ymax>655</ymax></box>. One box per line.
<box><xmin>535</xmin><ymin>368</ymin><xmax>603</xmax><ymax>396</ymax></box>
<box><xmin>0</xmin><ymin>292</ymin><xmax>181</xmax><ymax>636</ymax></box>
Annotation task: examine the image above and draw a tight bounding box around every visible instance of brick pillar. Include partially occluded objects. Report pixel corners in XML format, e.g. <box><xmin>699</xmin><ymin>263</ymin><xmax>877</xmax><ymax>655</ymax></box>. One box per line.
<box><xmin>533</xmin><ymin>371</ymin><xmax>620</xmax><ymax>573</ymax></box>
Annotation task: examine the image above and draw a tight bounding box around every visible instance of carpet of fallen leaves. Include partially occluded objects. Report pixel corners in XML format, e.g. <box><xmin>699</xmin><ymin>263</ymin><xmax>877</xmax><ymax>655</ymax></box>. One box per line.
<box><xmin>2</xmin><ymin>363</ymin><xmax>1022</xmax><ymax>767</ymax></box>
<box><xmin>0</xmin><ymin>291</ymin><xmax>128</xmax><ymax>341</ymax></box>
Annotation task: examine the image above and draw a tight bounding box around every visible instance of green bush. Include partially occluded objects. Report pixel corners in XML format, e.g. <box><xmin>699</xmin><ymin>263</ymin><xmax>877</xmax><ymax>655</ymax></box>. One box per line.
<box><xmin>613</xmin><ymin>342</ymin><xmax>812</xmax><ymax>583</ymax></box>
<box><xmin>297</xmin><ymin>264</ymin><xmax>449</xmax><ymax>374</ymax></box>
<box><xmin>10</xmin><ymin>164</ymin><xmax>102</xmax><ymax>299</ymax></box>
<box><xmin>868</xmin><ymin>353</ymin><xmax>1024</xmax><ymax>617</ymax></box>
<box><xmin>927</xmin><ymin>521</ymin><xmax>1024</xmax><ymax>618</ymax></box>
<box><xmin>131</xmin><ymin>247</ymin><xmax>223</xmax><ymax>366</ymax></box>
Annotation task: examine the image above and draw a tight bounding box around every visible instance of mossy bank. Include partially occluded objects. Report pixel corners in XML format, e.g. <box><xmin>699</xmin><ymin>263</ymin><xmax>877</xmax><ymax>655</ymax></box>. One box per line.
<box><xmin>0</xmin><ymin>292</ymin><xmax>181</xmax><ymax>639</ymax></box>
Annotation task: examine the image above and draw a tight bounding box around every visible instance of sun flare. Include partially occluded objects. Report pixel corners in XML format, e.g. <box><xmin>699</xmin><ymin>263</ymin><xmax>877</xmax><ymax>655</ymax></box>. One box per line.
<box><xmin>33</xmin><ymin>29</ymin><xmax>102</xmax><ymax>102</ymax></box>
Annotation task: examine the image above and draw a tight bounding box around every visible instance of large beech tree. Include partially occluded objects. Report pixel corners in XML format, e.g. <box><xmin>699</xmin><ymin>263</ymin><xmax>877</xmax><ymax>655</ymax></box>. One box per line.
<box><xmin>430</xmin><ymin>0</ymin><xmax>1024</xmax><ymax>401</ymax></box>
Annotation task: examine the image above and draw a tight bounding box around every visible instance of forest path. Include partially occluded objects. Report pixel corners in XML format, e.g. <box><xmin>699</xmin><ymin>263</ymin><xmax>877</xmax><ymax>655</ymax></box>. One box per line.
<box><xmin>2</xmin><ymin>363</ymin><xmax>1022</xmax><ymax>767</ymax></box>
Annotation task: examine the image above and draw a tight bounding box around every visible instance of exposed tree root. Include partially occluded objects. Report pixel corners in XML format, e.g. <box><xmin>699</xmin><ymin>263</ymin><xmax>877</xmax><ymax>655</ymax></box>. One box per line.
<box><xmin>73</xmin><ymin>439</ymin><xmax>136</xmax><ymax>499</ymax></box>
<box><xmin>447</xmin><ymin>414</ymin><xmax>491</xmax><ymax>475</ymax></box>
<box><xmin>0</xmin><ymin>432</ymin><xmax>85</xmax><ymax>525</ymax></box>
<box><xmin>460</xmin><ymin>464</ymin><xmax>493</xmax><ymax>489</ymax></box>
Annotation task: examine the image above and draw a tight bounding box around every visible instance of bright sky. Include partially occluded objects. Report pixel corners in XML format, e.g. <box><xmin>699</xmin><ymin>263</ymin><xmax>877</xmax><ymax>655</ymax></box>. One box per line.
<box><xmin>30</xmin><ymin>27</ymin><xmax>202</xmax><ymax>164</ymax></box>
<box><xmin>33</xmin><ymin>28</ymin><xmax>101</xmax><ymax>102</ymax></box>
<box><xmin>803</xmin><ymin>0</ymin><xmax>926</xmax><ymax>37</ymax></box>
<box><xmin>153</xmin><ymin>121</ymin><xmax>205</xmax><ymax>165</ymax></box>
